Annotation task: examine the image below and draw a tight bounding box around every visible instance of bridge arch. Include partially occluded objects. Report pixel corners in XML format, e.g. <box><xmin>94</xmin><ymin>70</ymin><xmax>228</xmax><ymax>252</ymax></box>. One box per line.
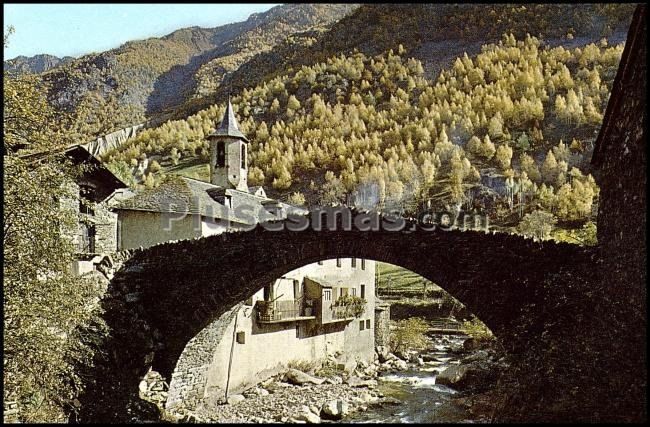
<box><xmin>79</xmin><ymin>214</ymin><xmax>591</xmax><ymax>421</ymax></box>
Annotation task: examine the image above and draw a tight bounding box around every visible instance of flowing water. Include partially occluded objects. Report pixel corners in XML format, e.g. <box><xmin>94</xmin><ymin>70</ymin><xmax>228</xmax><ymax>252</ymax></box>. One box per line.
<box><xmin>347</xmin><ymin>334</ymin><xmax>479</xmax><ymax>423</ymax></box>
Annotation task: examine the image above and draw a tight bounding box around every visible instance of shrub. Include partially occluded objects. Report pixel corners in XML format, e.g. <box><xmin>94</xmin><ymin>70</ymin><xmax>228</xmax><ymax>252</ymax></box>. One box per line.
<box><xmin>462</xmin><ymin>316</ymin><xmax>494</xmax><ymax>342</ymax></box>
<box><xmin>389</xmin><ymin>317</ymin><xmax>429</xmax><ymax>354</ymax></box>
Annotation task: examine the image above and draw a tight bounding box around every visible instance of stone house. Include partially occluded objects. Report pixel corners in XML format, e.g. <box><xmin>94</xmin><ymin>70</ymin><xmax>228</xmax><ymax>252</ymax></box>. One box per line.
<box><xmin>111</xmin><ymin>100</ymin><xmax>379</xmax><ymax>407</ymax></box>
<box><xmin>19</xmin><ymin>144</ymin><xmax>130</xmax><ymax>276</ymax></box>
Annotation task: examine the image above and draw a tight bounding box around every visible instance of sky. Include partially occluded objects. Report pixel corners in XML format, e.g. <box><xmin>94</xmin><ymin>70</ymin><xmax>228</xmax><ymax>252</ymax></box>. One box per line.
<box><xmin>3</xmin><ymin>3</ymin><xmax>279</xmax><ymax>60</ymax></box>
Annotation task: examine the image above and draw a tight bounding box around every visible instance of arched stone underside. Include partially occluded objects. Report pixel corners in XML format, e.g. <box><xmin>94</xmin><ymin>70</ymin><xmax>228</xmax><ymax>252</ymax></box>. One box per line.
<box><xmin>78</xmin><ymin>221</ymin><xmax>594</xmax><ymax>422</ymax></box>
<box><xmin>76</xmin><ymin>6</ymin><xmax>645</xmax><ymax>422</ymax></box>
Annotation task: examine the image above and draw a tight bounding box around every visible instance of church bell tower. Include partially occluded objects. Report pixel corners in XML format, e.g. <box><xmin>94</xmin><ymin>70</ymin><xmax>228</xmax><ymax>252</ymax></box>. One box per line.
<box><xmin>207</xmin><ymin>98</ymin><xmax>249</xmax><ymax>192</ymax></box>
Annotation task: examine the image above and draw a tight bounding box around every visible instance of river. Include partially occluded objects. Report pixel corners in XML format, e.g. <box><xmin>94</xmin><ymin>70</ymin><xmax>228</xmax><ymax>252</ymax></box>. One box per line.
<box><xmin>345</xmin><ymin>334</ymin><xmax>479</xmax><ymax>423</ymax></box>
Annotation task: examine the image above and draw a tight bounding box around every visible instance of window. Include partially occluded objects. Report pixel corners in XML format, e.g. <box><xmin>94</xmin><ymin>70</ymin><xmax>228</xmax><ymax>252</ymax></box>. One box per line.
<box><xmin>236</xmin><ymin>331</ymin><xmax>246</xmax><ymax>344</ymax></box>
<box><xmin>351</xmin><ymin>288</ymin><xmax>357</xmax><ymax>297</ymax></box>
<box><xmin>351</xmin><ymin>258</ymin><xmax>357</xmax><ymax>268</ymax></box>
<box><xmin>360</xmin><ymin>284</ymin><xmax>366</xmax><ymax>299</ymax></box>
<box><xmin>336</xmin><ymin>258</ymin><xmax>341</xmax><ymax>268</ymax></box>
<box><xmin>366</xmin><ymin>319</ymin><xmax>371</xmax><ymax>329</ymax></box>
<box><xmin>216</xmin><ymin>141</ymin><xmax>226</xmax><ymax>167</ymax></box>
<box><xmin>361</xmin><ymin>258</ymin><xmax>366</xmax><ymax>270</ymax></box>
<box><xmin>323</xmin><ymin>289</ymin><xmax>331</xmax><ymax>301</ymax></box>
<box><xmin>241</xmin><ymin>144</ymin><xmax>247</xmax><ymax>169</ymax></box>
<box><xmin>340</xmin><ymin>288</ymin><xmax>349</xmax><ymax>298</ymax></box>
<box><xmin>360</xmin><ymin>320</ymin><xmax>365</xmax><ymax>331</ymax></box>
<box><xmin>79</xmin><ymin>223</ymin><xmax>96</xmax><ymax>253</ymax></box>
<box><xmin>79</xmin><ymin>185</ymin><xmax>95</xmax><ymax>215</ymax></box>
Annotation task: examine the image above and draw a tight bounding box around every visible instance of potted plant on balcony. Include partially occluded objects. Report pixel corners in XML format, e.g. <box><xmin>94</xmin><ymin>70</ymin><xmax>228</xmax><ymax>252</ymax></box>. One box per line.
<box><xmin>333</xmin><ymin>295</ymin><xmax>366</xmax><ymax>318</ymax></box>
<box><xmin>256</xmin><ymin>300</ymin><xmax>274</xmax><ymax>321</ymax></box>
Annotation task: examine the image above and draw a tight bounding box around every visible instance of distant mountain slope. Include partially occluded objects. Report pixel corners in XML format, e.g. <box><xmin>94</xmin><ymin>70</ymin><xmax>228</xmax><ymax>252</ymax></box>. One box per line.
<box><xmin>197</xmin><ymin>3</ymin><xmax>635</xmax><ymax>111</ymax></box>
<box><xmin>27</xmin><ymin>4</ymin><xmax>358</xmax><ymax>141</ymax></box>
<box><xmin>4</xmin><ymin>54</ymin><xmax>74</xmax><ymax>75</ymax></box>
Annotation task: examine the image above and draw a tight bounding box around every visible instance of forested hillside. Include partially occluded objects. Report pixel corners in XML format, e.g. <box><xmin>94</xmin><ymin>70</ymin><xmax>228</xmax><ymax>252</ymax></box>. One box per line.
<box><xmin>178</xmin><ymin>3</ymin><xmax>634</xmax><ymax>119</ymax></box>
<box><xmin>7</xmin><ymin>4</ymin><xmax>357</xmax><ymax>144</ymax></box>
<box><xmin>103</xmin><ymin>32</ymin><xmax>624</xmax><ymax>241</ymax></box>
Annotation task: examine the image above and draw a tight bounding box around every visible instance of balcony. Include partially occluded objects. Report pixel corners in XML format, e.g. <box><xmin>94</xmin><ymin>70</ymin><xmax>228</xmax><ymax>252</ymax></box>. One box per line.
<box><xmin>255</xmin><ymin>299</ymin><xmax>316</xmax><ymax>324</ymax></box>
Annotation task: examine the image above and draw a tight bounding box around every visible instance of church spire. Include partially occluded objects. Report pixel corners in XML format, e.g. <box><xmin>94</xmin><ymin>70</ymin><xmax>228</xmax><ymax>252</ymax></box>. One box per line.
<box><xmin>211</xmin><ymin>96</ymin><xmax>249</xmax><ymax>142</ymax></box>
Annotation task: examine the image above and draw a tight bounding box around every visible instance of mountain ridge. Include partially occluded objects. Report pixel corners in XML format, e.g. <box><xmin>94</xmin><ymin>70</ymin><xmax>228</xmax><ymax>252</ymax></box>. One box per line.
<box><xmin>6</xmin><ymin>4</ymin><xmax>359</xmax><ymax>144</ymax></box>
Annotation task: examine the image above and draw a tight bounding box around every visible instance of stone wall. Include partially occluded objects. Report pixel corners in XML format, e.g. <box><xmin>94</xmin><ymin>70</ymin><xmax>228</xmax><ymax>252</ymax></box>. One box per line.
<box><xmin>374</xmin><ymin>299</ymin><xmax>391</xmax><ymax>348</ymax></box>
<box><xmin>166</xmin><ymin>303</ymin><xmax>243</xmax><ymax>410</ymax></box>
<box><xmin>589</xmin><ymin>5</ymin><xmax>646</xmax><ymax>421</ymax></box>
<box><xmin>60</xmin><ymin>180</ymin><xmax>118</xmax><ymax>256</ymax></box>
<box><xmin>92</xmin><ymin>201</ymin><xmax>118</xmax><ymax>254</ymax></box>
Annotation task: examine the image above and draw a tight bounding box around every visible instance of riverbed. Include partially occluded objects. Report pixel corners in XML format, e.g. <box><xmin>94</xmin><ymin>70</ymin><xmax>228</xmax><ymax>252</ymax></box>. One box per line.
<box><xmin>188</xmin><ymin>331</ymin><xmax>486</xmax><ymax>423</ymax></box>
<box><xmin>345</xmin><ymin>334</ymin><xmax>479</xmax><ymax>423</ymax></box>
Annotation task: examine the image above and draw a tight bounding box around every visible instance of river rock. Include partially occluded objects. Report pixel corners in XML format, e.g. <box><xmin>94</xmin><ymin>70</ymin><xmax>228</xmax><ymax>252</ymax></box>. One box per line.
<box><xmin>380</xmin><ymin>397</ymin><xmax>401</xmax><ymax>405</ymax></box>
<box><xmin>395</xmin><ymin>349</ymin><xmax>409</xmax><ymax>360</ymax></box>
<box><xmin>436</xmin><ymin>365</ymin><xmax>470</xmax><ymax>386</ymax></box>
<box><xmin>320</xmin><ymin>399</ymin><xmax>350</xmax><ymax>420</ymax></box>
<box><xmin>284</xmin><ymin>369</ymin><xmax>325</xmax><ymax>386</ymax></box>
<box><xmin>375</xmin><ymin>346</ymin><xmax>391</xmax><ymax>362</ymax></box>
<box><xmin>359</xmin><ymin>392</ymin><xmax>378</xmax><ymax>404</ymax></box>
<box><xmin>335</xmin><ymin>358</ymin><xmax>358</xmax><ymax>373</ymax></box>
<box><xmin>226</xmin><ymin>394</ymin><xmax>246</xmax><ymax>405</ymax></box>
<box><xmin>295</xmin><ymin>405</ymin><xmax>321</xmax><ymax>423</ymax></box>
<box><xmin>346</xmin><ymin>376</ymin><xmax>378</xmax><ymax>388</ymax></box>
<box><xmin>324</xmin><ymin>375</ymin><xmax>343</xmax><ymax>385</ymax></box>
<box><xmin>462</xmin><ymin>350</ymin><xmax>490</xmax><ymax>363</ymax></box>
<box><xmin>244</xmin><ymin>386</ymin><xmax>270</xmax><ymax>398</ymax></box>
<box><xmin>463</xmin><ymin>338</ymin><xmax>482</xmax><ymax>351</ymax></box>
<box><xmin>394</xmin><ymin>359</ymin><xmax>408</xmax><ymax>371</ymax></box>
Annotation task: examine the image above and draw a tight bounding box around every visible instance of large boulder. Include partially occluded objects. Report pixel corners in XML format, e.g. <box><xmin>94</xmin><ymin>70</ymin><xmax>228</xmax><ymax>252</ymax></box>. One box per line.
<box><xmin>283</xmin><ymin>369</ymin><xmax>325</xmax><ymax>386</ymax></box>
<box><xmin>320</xmin><ymin>399</ymin><xmax>350</xmax><ymax>420</ymax></box>
<box><xmin>436</xmin><ymin>365</ymin><xmax>470</xmax><ymax>386</ymax></box>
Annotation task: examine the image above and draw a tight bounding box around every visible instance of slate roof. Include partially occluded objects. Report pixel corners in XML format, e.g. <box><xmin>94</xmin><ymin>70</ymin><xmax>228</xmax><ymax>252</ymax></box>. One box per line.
<box><xmin>18</xmin><ymin>143</ymin><xmax>127</xmax><ymax>190</ymax></box>
<box><xmin>114</xmin><ymin>177</ymin><xmax>248</xmax><ymax>224</ymax></box>
<box><xmin>208</xmin><ymin>98</ymin><xmax>249</xmax><ymax>142</ymax></box>
<box><xmin>113</xmin><ymin>176</ymin><xmax>307</xmax><ymax>226</ymax></box>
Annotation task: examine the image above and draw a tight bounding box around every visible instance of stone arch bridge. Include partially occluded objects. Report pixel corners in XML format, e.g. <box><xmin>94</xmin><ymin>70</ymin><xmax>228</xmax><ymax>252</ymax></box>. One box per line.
<box><xmin>81</xmin><ymin>216</ymin><xmax>594</xmax><ymax>421</ymax></box>
<box><xmin>77</xmin><ymin>6</ymin><xmax>645</xmax><ymax>422</ymax></box>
